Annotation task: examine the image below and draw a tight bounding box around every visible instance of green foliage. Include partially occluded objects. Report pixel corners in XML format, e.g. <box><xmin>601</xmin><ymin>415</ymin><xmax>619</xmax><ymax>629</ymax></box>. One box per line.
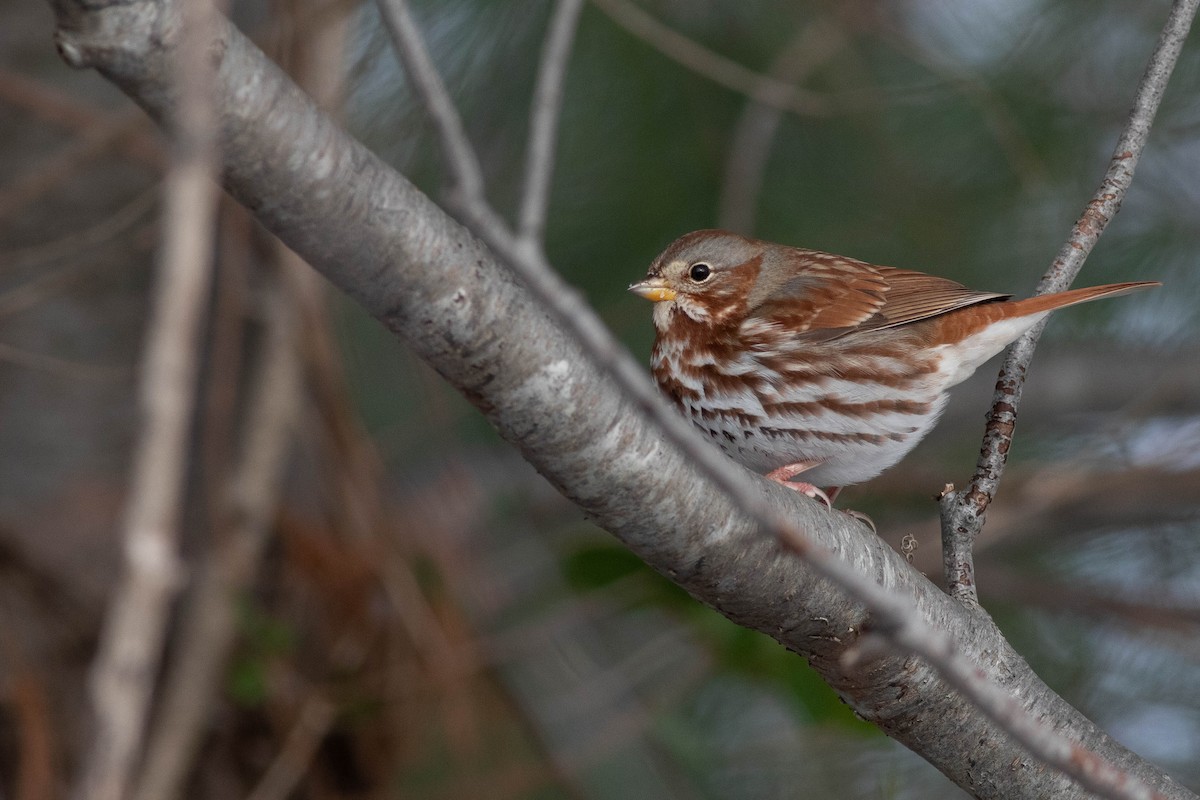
<box><xmin>565</xmin><ymin>541</ymin><xmax>877</xmax><ymax>732</ymax></box>
<box><xmin>227</xmin><ymin>600</ymin><xmax>298</xmax><ymax>707</ymax></box>
<box><xmin>336</xmin><ymin>1</ymin><xmax>1200</xmax><ymax>789</ymax></box>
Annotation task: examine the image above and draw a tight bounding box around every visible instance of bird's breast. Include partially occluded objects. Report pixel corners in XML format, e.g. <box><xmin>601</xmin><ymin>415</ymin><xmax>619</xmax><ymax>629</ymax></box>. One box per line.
<box><xmin>651</xmin><ymin>329</ymin><xmax>951</xmax><ymax>483</ymax></box>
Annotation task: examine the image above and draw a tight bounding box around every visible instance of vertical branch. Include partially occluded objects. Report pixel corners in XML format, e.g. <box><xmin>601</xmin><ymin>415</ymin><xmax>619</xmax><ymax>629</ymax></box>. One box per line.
<box><xmin>375</xmin><ymin>0</ymin><xmax>486</xmax><ymax>204</ymax></box>
<box><xmin>130</xmin><ymin>271</ymin><xmax>303</xmax><ymax>800</ymax></box>
<box><xmin>73</xmin><ymin>0</ymin><xmax>222</xmax><ymax>798</ymax></box>
<box><xmin>517</xmin><ymin>0</ymin><xmax>585</xmax><ymax>248</ymax></box>
<box><xmin>131</xmin><ymin>11</ymin><xmax>352</xmax><ymax>795</ymax></box>
<box><xmin>941</xmin><ymin>0</ymin><xmax>1199</xmax><ymax>602</ymax></box>
<box><xmin>384</xmin><ymin>8</ymin><xmax>1184</xmax><ymax>798</ymax></box>
<box><xmin>717</xmin><ymin>19</ymin><xmax>844</xmax><ymax>233</ymax></box>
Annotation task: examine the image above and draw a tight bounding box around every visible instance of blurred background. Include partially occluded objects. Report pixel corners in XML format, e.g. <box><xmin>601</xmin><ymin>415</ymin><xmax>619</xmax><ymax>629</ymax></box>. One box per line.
<box><xmin>2</xmin><ymin>0</ymin><xmax>1200</xmax><ymax>797</ymax></box>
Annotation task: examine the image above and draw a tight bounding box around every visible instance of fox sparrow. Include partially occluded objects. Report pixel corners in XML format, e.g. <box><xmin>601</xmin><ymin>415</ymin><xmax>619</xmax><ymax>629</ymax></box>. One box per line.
<box><xmin>630</xmin><ymin>230</ymin><xmax>1158</xmax><ymax>507</ymax></box>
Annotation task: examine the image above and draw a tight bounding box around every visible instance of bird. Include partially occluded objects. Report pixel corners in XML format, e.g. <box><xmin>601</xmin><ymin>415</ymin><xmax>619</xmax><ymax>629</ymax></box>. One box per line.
<box><xmin>629</xmin><ymin>229</ymin><xmax>1158</xmax><ymax>509</ymax></box>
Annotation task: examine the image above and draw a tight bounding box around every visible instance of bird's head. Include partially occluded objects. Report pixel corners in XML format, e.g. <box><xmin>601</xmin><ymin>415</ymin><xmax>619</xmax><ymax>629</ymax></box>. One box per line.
<box><xmin>629</xmin><ymin>230</ymin><xmax>768</xmax><ymax>331</ymax></box>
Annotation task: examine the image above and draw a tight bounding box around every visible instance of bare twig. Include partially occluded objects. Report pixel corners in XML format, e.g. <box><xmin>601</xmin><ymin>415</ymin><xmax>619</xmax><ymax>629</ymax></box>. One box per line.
<box><xmin>375</xmin><ymin>0</ymin><xmax>486</xmax><ymax>205</ymax></box>
<box><xmin>0</xmin><ymin>68</ymin><xmax>162</xmax><ymax>165</ymax></box>
<box><xmin>388</xmin><ymin>7</ymin><xmax>1184</xmax><ymax>800</ymax></box>
<box><xmin>0</xmin><ymin>108</ymin><xmax>145</xmax><ymax>218</ymax></box>
<box><xmin>72</xmin><ymin>1</ymin><xmax>222</xmax><ymax>798</ymax></box>
<box><xmin>518</xmin><ymin>0</ymin><xmax>586</xmax><ymax>247</ymax></box>
<box><xmin>133</xmin><ymin>13</ymin><xmax>355</xmax><ymax>793</ymax></box>
<box><xmin>373</xmin><ymin>0</ymin><xmax>530</xmax><ymax>248</ymax></box>
<box><xmin>0</xmin><ymin>342</ymin><xmax>128</xmax><ymax>380</ymax></box>
<box><xmin>0</xmin><ymin>187</ymin><xmax>158</xmax><ymax>315</ymax></box>
<box><xmin>717</xmin><ymin>20</ymin><xmax>844</xmax><ymax>233</ymax></box>
<box><xmin>941</xmin><ymin>0</ymin><xmax>1198</xmax><ymax>603</ymax></box>
<box><xmin>51</xmin><ymin>0</ymin><xmax>1195</xmax><ymax>794</ymax></box>
<box><xmin>244</xmin><ymin>694</ymin><xmax>337</xmax><ymax>800</ymax></box>
<box><xmin>0</xmin><ymin>187</ymin><xmax>157</xmax><ymax>280</ymax></box>
<box><xmin>589</xmin><ymin>0</ymin><xmax>829</xmax><ymax>117</ymax></box>
<box><xmin>131</xmin><ymin>272</ymin><xmax>303</xmax><ymax>800</ymax></box>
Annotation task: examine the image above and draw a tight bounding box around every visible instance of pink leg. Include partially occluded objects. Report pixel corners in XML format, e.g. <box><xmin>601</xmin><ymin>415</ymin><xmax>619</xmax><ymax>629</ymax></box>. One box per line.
<box><xmin>765</xmin><ymin>461</ymin><xmax>832</xmax><ymax>508</ymax></box>
<box><xmin>762</xmin><ymin>473</ymin><xmax>873</xmax><ymax>531</ymax></box>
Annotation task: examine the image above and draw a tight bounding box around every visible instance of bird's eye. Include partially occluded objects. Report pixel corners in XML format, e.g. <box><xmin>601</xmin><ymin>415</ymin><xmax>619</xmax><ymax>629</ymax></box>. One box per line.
<box><xmin>689</xmin><ymin>262</ymin><xmax>712</xmax><ymax>283</ymax></box>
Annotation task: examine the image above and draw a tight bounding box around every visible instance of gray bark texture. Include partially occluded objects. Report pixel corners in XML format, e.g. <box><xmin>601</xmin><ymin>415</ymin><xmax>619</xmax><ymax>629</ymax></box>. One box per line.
<box><xmin>47</xmin><ymin>1</ymin><xmax>1195</xmax><ymax>798</ymax></box>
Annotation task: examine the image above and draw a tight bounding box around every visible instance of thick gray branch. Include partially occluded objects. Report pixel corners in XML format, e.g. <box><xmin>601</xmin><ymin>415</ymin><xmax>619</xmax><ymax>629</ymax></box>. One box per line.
<box><xmin>48</xmin><ymin>3</ymin><xmax>1195</xmax><ymax>799</ymax></box>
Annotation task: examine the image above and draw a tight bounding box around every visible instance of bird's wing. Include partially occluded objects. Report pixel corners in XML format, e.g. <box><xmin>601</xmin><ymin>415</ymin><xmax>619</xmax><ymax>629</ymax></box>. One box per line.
<box><xmin>862</xmin><ymin>267</ymin><xmax>1010</xmax><ymax>331</ymax></box>
<box><xmin>748</xmin><ymin>253</ymin><xmax>1008</xmax><ymax>339</ymax></box>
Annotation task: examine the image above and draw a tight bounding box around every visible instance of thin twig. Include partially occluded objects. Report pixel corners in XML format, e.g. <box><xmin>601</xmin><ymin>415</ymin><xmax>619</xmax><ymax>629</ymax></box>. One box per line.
<box><xmin>71</xmin><ymin>1</ymin><xmax>222</xmax><ymax>798</ymax></box>
<box><xmin>132</xmin><ymin>19</ymin><xmax>356</xmax><ymax>792</ymax></box>
<box><xmin>0</xmin><ymin>187</ymin><xmax>158</xmax><ymax>316</ymax></box>
<box><xmin>244</xmin><ymin>694</ymin><xmax>337</xmax><ymax>800</ymax></box>
<box><xmin>0</xmin><ymin>342</ymin><xmax>128</xmax><ymax>381</ymax></box>
<box><xmin>0</xmin><ymin>68</ymin><xmax>163</xmax><ymax>166</ymax></box>
<box><xmin>389</xmin><ymin>7</ymin><xmax>1184</xmax><ymax>800</ymax></box>
<box><xmin>717</xmin><ymin>19</ymin><xmax>844</xmax><ymax>233</ymax></box>
<box><xmin>375</xmin><ymin>0</ymin><xmax>486</xmax><ymax>204</ymax></box>
<box><xmin>0</xmin><ymin>107</ymin><xmax>145</xmax><ymax>218</ymax></box>
<box><xmin>589</xmin><ymin>0</ymin><xmax>829</xmax><ymax>117</ymax></box>
<box><xmin>0</xmin><ymin>184</ymin><xmax>157</xmax><ymax>269</ymax></box>
<box><xmin>518</xmin><ymin>0</ymin><xmax>586</xmax><ymax>247</ymax></box>
<box><xmin>131</xmin><ymin>272</ymin><xmax>303</xmax><ymax>800</ymax></box>
<box><xmin>880</xmin><ymin>23</ymin><xmax>1047</xmax><ymax>191</ymax></box>
<box><xmin>941</xmin><ymin>0</ymin><xmax>1198</xmax><ymax>603</ymax></box>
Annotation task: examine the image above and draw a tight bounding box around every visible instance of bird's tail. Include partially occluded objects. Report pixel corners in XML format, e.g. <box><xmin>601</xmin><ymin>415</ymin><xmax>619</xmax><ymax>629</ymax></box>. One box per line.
<box><xmin>1003</xmin><ymin>281</ymin><xmax>1160</xmax><ymax>316</ymax></box>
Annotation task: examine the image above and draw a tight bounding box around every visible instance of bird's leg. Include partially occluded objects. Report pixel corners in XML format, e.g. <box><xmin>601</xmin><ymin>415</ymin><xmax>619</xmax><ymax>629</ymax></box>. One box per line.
<box><xmin>763</xmin><ymin>470</ymin><xmax>875</xmax><ymax>532</ymax></box>
<box><xmin>764</xmin><ymin>461</ymin><xmax>832</xmax><ymax>508</ymax></box>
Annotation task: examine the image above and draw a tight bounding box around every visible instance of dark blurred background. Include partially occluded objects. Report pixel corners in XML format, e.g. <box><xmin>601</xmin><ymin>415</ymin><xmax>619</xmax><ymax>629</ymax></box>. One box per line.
<box><xmin>2</xmin><ymin>1</ymin><xmax>1199</xmax><ymax>798</ymax></box>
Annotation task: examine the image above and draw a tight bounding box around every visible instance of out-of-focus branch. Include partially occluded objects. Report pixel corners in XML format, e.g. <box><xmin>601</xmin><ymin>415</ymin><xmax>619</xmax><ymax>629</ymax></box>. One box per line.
<box><xmin>384</xmin><ymin>8</ymin><xmax>1178</xmax><ymax>800</ymax></box>
<box><xmin>131</xmin><ymin>271</ymin><xmax>303</xmax><ymax>800</ymax></box>
<box><xmin>244</xmin><ymin>693</ymin><xmax>337</xmax><ymax>800</ymax></box>
<box><xmin>940</xmin><ymin>0</ymin><xmax>1198</xmax><ymax>604</ymax></box>
<box><xmin>717</xmin><ymin>19</ymin><xmax>844</xmax><ymax>233</ymax></box>
<box><xmin>132</xmin><ymin>11</ymin><xmax>353</xmax><ymax>795</ymax></box>
<box><xmin>70</xmin><ymin>0</ymin><xmax>222</xmax><ymax>798</ymax></box>
<box><xmin>0</xmin><ymin>68</ymin><xmax>163</xmax><ymax>165</ymax></box>
<box><xmin>518</xmin><ymin>0</ymin><xmax>585</xmax><ymax>247</ymax></box>
<box><xmin>0</xmin><ymin>107</ymin><xmax>146</xmax><ymax>218</ymax></box>
<box><xmin>47</xmin><ymin>3</ymin><xmax>1196</xmax><ymax>798</ymax></box>
<box><xmin>0</xmin><ymin>186</ymin><xmax>158</xmax><ymax>314</ymax></box>
<box><xmin>375</xmin><ymin>0</ymin><xmax>485</xmax><ymax>205</ymax></box>
<box><xmin>589</xmin><ymin>0</ymin><xmax>829</xmax><ymax>117</ymax></box>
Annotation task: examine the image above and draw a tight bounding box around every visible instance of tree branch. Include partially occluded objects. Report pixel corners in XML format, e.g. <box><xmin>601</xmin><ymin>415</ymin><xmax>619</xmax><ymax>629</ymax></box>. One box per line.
<box><xmin>589</xmin><ymin>0</ymin><xmax>830</xmax><ymax>117</ymax></box>
<box><xmin>385</xmin><ymin>9</ymin><xmax>1182</xmax><ymax>800</ymax></box>
<box><xmin>518</xmin><ymin>0</ymin><xmax>586</xmax><ymax>247</ymax></box>
<box><xmin>717</xmin><ymin>19</ymin><xmax>845</xmax><ymax>233</ymax></box>
<box><xmin>941</xmin><ymin>0</ymin><xmax>1199</xmax><ymax>602</ymax></box>
<box><xmin>131</xmin><ymin>270</ymin><xmax>303</xmax><ymax>800</ymax></box>
<box><xmin>47</xmin><ymin>3</ymin><xmax>1196</xmax><ymax>799</ymax></box>
<box><xmin>375</xmin><ymin>0</ymin><xmax>486</xmax><ymax>204</ymax></box>
<box><xmin>67</xmin><ymin>1</ymin><xmax>221</xmax><ymax>798</ymax></box>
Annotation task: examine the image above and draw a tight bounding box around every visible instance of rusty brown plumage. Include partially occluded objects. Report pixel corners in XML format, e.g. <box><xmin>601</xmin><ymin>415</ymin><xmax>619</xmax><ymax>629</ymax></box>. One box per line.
<box><xmin>630</xmin><ymin>229</ymin><xmax>1159</xmax><ymax>507</ymax></box>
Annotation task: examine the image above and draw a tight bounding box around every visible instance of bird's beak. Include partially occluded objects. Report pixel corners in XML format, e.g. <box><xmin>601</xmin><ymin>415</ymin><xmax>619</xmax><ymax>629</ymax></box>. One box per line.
<box><xmin>628</xmin><ymin>277</ymin><xmax>677</xmax><ymax>303</ymax></box>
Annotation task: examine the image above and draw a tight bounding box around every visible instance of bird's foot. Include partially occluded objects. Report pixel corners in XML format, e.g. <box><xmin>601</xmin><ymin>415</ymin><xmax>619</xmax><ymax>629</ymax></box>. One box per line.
<box><xmin>765</xmin><ymin>466</ymin><xmax>874</xmax><ymax>530</ymax></box>
<box><xmin>843</xmin><ymin>509</ymin><xmax>876</xmax><ymax>534</ymax></box>
<box><xmin>765</xmin><ymin>461</ymin><xmax>832</xmax><ymax>508</ymax></box>
<box><xmin>772</xmin><ymin>480</ymin><xmax>832</xmax><ymax>508</ymax></box>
